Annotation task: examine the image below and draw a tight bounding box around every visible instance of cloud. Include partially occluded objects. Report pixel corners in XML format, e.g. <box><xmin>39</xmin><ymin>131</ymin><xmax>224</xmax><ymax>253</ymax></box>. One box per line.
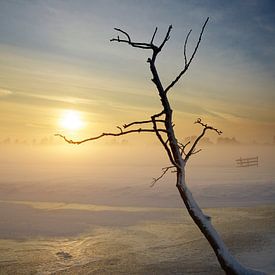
<box><xmin>18</xmin><ymin>92</ymin><xmax>94</xmax><ymax>105</ymax></box>
<box><xmin>0</xmin><ymin>88</ymin><xmax>12</xmax><ymax>97</ymax></box>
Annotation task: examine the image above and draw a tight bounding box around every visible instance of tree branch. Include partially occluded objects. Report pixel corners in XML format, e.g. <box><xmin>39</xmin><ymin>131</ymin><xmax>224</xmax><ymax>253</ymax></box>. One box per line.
<box><xmin>183</xmin><ymin>29</ymin><xmax>192</xmax><ymax>67</ymax></box>
<box><xmin>184</xmin><ymin>118</ymin><xmax>221</xmax><ymax>162</ymax></box>
<box><xmin>55</xmin><ymin>128</ymin><xmax>167</xmax><ymax>145</ymax></box>
<box><xmin>159</xmin><ymin>25</ymin><xmax>172</xmax><ymax>50</ymax></box>
<box><xmin>164</xmin><ymin>17</ymin><xmax>209</xmax><ymax>94</ymax></box>
<box><xmin>123</xmin><ymin>119</ymin><xmax>165</xmax><ymax>129</ymax></box>
<box><xmin>178</xmin><ymin>141</ymin><xmax>191</xmax><ymax>156</ymax></box>
<box><xmin>150</xmin><ymin>27</ymin><xmax>158</xmax><ymax>44</ymax></box>
<box><xmin>151</xmin><ymin>165</ymin><xmax>175</xmax><ymax>187</ymax></box>
<box><xmin>111</xmin><ymin>25</ymin><xmax>173</xmax><ymax>53</ymax></box>
<box><xmin>113</xmin><ymin>28</ymin><xmax>131</xmax><ymax>42</ymax></box>
<box><xmin>110</xmin><ymin>28</ymin><xmax>157</xmax><ymax>50</ymax></box>
<box><xmin>151</xmin><ymin>112</ymin><xmax>177</xmax><ymax>167</ymax></box>
<box><xmin>194</xmin><ymin>118</ymin><xmax>222</xmax><ymax>135</ymax></box>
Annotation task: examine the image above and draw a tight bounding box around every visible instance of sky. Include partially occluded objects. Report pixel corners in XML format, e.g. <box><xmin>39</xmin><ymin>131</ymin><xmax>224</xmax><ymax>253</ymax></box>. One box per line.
<box><xmin>0</xmin><ymin>0</ymin><xmax>274</xmax><ymax>144</ymax></box>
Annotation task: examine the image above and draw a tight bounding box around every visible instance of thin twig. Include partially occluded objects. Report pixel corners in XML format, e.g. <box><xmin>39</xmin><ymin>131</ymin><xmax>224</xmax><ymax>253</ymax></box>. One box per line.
<box><xmin>178</xmin><ymin>141</ymin><xmax>190</xmax><ymax>156</ymax></box>
<box><xmin>117</xmin><ymin>126</ymin><xmax>123</xmax><ymax>133</ymax></box>
<box><xmin>159</xmin><ymin>25</ymin><xmax>172</xmax><ymax>50</ymax></box>
<box><xmin>183</xmin><ymin>29</ymin><xmax>192</xmax><ymax>66</ymax></box>
<box><xmin>192</xmin><ymin>148</ymin><xmax>202</xmax><ymax>155</ymax></box>
<box><xmin>150</xmin><ymin>27</ymin><xmax>158</xmax><ymax>44</ymax></box>
<box><xmin>194</xmin><ymin>118</ymin><xmax>222</xmax><ymax>135</ymax></box>
<box><xmin>185</xmin><ymin>117</ymin><xmax>221</xmax><ymax>161</ymax></box>
<box><xmin>151</xmin><ymin>165</ymin><xmax>175</xmax><ymax>187</ymax></box>
<box><xmin>113</xmin><ymin>28</ymin><xmax>131</xmax><ymax>42</ymax></box>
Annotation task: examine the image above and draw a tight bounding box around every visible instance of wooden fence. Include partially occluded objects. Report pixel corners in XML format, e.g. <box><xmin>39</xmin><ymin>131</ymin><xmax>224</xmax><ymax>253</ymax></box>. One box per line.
<box><xmin>236</xmin><ymin>156</ymin><xmax>258</xmax><ymax>167</ymax></box>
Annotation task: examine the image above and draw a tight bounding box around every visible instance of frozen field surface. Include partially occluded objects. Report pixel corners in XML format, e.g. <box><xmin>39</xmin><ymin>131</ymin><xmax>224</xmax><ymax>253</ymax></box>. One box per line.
<box><xmin>0</xmin><ymin>202</ymin><xmax>274</xmax><ymax>274</ymax></box>
<box><xmin>0</xmin><ymin>145</ymin><xmax>274</xmax><ymax>274</ymax></box>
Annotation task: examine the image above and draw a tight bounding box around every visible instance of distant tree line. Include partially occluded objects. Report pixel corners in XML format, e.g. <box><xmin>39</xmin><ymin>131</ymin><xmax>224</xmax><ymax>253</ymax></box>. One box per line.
<box><xmin>1</xmin><ymin>136</ymin><xmax>274</xmax><ymax>146</ymax></box>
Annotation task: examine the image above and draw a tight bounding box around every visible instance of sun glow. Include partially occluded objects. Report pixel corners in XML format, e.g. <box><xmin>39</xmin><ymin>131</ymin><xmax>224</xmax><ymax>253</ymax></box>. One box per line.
<box><xmin>59</xmin><ymin>110</ymin><xmax>84</xmax><ymax>131</ymax></box>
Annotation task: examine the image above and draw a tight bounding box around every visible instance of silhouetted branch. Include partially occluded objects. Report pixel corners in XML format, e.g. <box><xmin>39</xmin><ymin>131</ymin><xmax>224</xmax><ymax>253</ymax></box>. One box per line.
<box><xmin>165</xmin><ymin>17</ymin><xmax>209</xmax><ymax>94</ymax></box>
<box><xmin>150</xmin><ymin>27</ymin><xmax>158</xmax><ymax>44</ymax></box>
<box><xmin>185</xmin><ymin>118</ymin><xmax>221</xmax><ymax>161</ymax></box>
<box><xmin>186</xmin><ymin>17</ymin><xmax>209</xmax><ymax>68</ymax></box>
<box><xmin>151</xmin><ymin>112</ymin><xmax>177</xmax><ymax>167</ymax></box>
<box><xmin>192</xmin><ymin>148</ymin><xmax>202</xmax><ymax>155</ymax></box>
<box><xmin>113</xmin><ymin>28</ymin><xmax>131</xmax><ymax>42</ymax></box>
<box><xmin>178</xmin><ymin>141</ymin><xmax>191</xmax><ymax>156</ymax></box>
<box><xmin>123</xmin><ymin>119</ymin><xmax>165</xmax><ymax>129</ymax></box>
<box><xmin>183</xmin><ymin>29</ymin><xmax>192</xmax><ymax>66</ymax></box>
<box><xmin>55</xmin><ymin>127</ymin><xmax>167</xmax><ymax>145</ymax></box>
<box><xmin>151</xmin><ymin>165</ymin><xmax>175</xmax><ymax>187</ymax></box>
<box><xmin>111</xmin><ymin>24</ymin><xmax>173</xmax><ymax>54</ymax></box>
<box><xmin>159</xmin><ymin>25</ymin><xmax>172</xmax><ymax>50</ymax></box>
<box><xmin>117</xmin><ymin>126</ymin><xmax>123</xmax><ymax>133</ymax></box>
<box><xmin>195</xmin><ymin>118</ymin><xmax>222</xmax><ymax>135</ymax></box>
<box><xmin>110</xmin><ymin>28</ymin><xmax>156</xmax><ymax>50</ymax></box>
<box><xmin>153</xmin><ymin>110</ymin><xmax>166</xmax><ymax>118</ymax></box>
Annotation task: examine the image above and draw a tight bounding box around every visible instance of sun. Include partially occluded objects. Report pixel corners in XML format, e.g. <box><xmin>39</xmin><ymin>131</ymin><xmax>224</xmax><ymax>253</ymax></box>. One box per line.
<box><xmin>59</xmin><ymin>110</ymin><xmax>84</xmax><ymax>131</ymax></box>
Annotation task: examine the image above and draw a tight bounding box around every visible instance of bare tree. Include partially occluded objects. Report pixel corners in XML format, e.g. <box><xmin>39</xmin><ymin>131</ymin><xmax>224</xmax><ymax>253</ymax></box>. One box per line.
<box><xmin>56</xmin><ymin>19</ymin><xmax>265</xmax><ymax>275</ymax></box>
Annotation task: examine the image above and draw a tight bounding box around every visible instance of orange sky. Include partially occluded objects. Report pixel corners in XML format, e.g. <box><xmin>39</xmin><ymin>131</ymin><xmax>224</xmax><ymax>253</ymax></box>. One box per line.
<box><xmin>0</xmin><ymin>1</ymin><xmax>274</xmax><ymax>145</ymax></box>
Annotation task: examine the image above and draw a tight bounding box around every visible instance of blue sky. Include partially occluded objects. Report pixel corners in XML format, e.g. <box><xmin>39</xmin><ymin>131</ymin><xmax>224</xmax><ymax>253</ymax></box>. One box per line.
<box><xmin>0</xmin><ymin>0</ymin><xmax>274</xmax><ymax>142</ymax></box>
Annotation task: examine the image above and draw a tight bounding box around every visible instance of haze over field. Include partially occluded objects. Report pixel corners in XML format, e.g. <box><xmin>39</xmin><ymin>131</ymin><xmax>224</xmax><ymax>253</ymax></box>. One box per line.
<box><xmin>0</xmin><ymin>143</ymin><xmax>274</xmax><ymax>207</ymax></box>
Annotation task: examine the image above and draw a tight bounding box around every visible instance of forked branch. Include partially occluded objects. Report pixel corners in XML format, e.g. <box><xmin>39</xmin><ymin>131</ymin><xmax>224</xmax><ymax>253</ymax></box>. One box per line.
<box><xmin>165</xmin><ymin>17</ymin><xmax>209</xmax><ymax>94</ymax></box>
<box><xmin>110</xmin><ymin>24</ymin><xmax>173</xmax><ymax>53</ymax></box>
<box><xmin>178</xmin><ymin>141</ymin><xmax>191</xmax><ymax>156</ymax></box>
<box><xmin>184</xmin><ymin>118</ymin><xmax>222</xmax><ymax>161</ymax></box>
<box><xmin>110</xmin><ymin>28</ymin><xmax>156</xmax><ymax>50</ymax></box>
<box><xmin>151</xmin><ymin>111</ymin><xmax>178</xmax><ymax>168</ymax></box>
<box><xmin>195</xmin><ymin>118</ymin><xmax>222</xmax><ymax>135</ymax></box>
<box><xmin>151</xmin><ymin>165</ymin><xmax>175</xmax><ymax>187</ymax></box>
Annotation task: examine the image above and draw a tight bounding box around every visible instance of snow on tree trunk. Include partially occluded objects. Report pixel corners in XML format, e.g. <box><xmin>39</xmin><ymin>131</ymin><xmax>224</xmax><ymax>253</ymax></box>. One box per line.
<box><xmin>176</xmin><ymin>172</ymin><xmax>265</xmax><ymax>275</ymax></box>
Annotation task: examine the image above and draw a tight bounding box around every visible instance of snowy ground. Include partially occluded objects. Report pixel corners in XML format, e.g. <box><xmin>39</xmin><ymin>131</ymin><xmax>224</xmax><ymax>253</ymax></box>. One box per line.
<box><xmin>0</xmin><ymin>202</ymin><xmax>274</xmax><ymax>274</ymax></box>
<box><xmin>0</xmin><ymin>144</ymin><xmax>274</xmax><ymax>274</ymax></box>
<box><xmin>0</xmin><ymin>162</ymin><xmax>274</xmax><ymax>208</ymax></box>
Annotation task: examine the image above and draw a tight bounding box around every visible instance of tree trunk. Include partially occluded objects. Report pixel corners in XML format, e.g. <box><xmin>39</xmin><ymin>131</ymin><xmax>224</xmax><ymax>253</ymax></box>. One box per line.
<box><xmin>176</xmin><ymin>171</ymin><xmax>266</xmax><ymax>275</ymax></box>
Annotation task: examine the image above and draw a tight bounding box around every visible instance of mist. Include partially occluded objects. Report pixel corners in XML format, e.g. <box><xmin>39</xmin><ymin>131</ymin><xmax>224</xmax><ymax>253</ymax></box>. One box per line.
<box><xmin>1</xmin><ymin>143</ymin><xmax>274</xmax><ymax>208</ymax></box>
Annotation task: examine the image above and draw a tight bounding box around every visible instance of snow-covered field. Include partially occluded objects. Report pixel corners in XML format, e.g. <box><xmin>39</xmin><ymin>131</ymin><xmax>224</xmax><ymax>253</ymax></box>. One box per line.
<box><xmin>0</xmin><ymin>144</ymin><xmax>274</xmax><ymax>274</ymax></box>
<box><xmin>0</xmin><ymin>202</ymin><xmax>274</xmax><ymax>274</ymax></box>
